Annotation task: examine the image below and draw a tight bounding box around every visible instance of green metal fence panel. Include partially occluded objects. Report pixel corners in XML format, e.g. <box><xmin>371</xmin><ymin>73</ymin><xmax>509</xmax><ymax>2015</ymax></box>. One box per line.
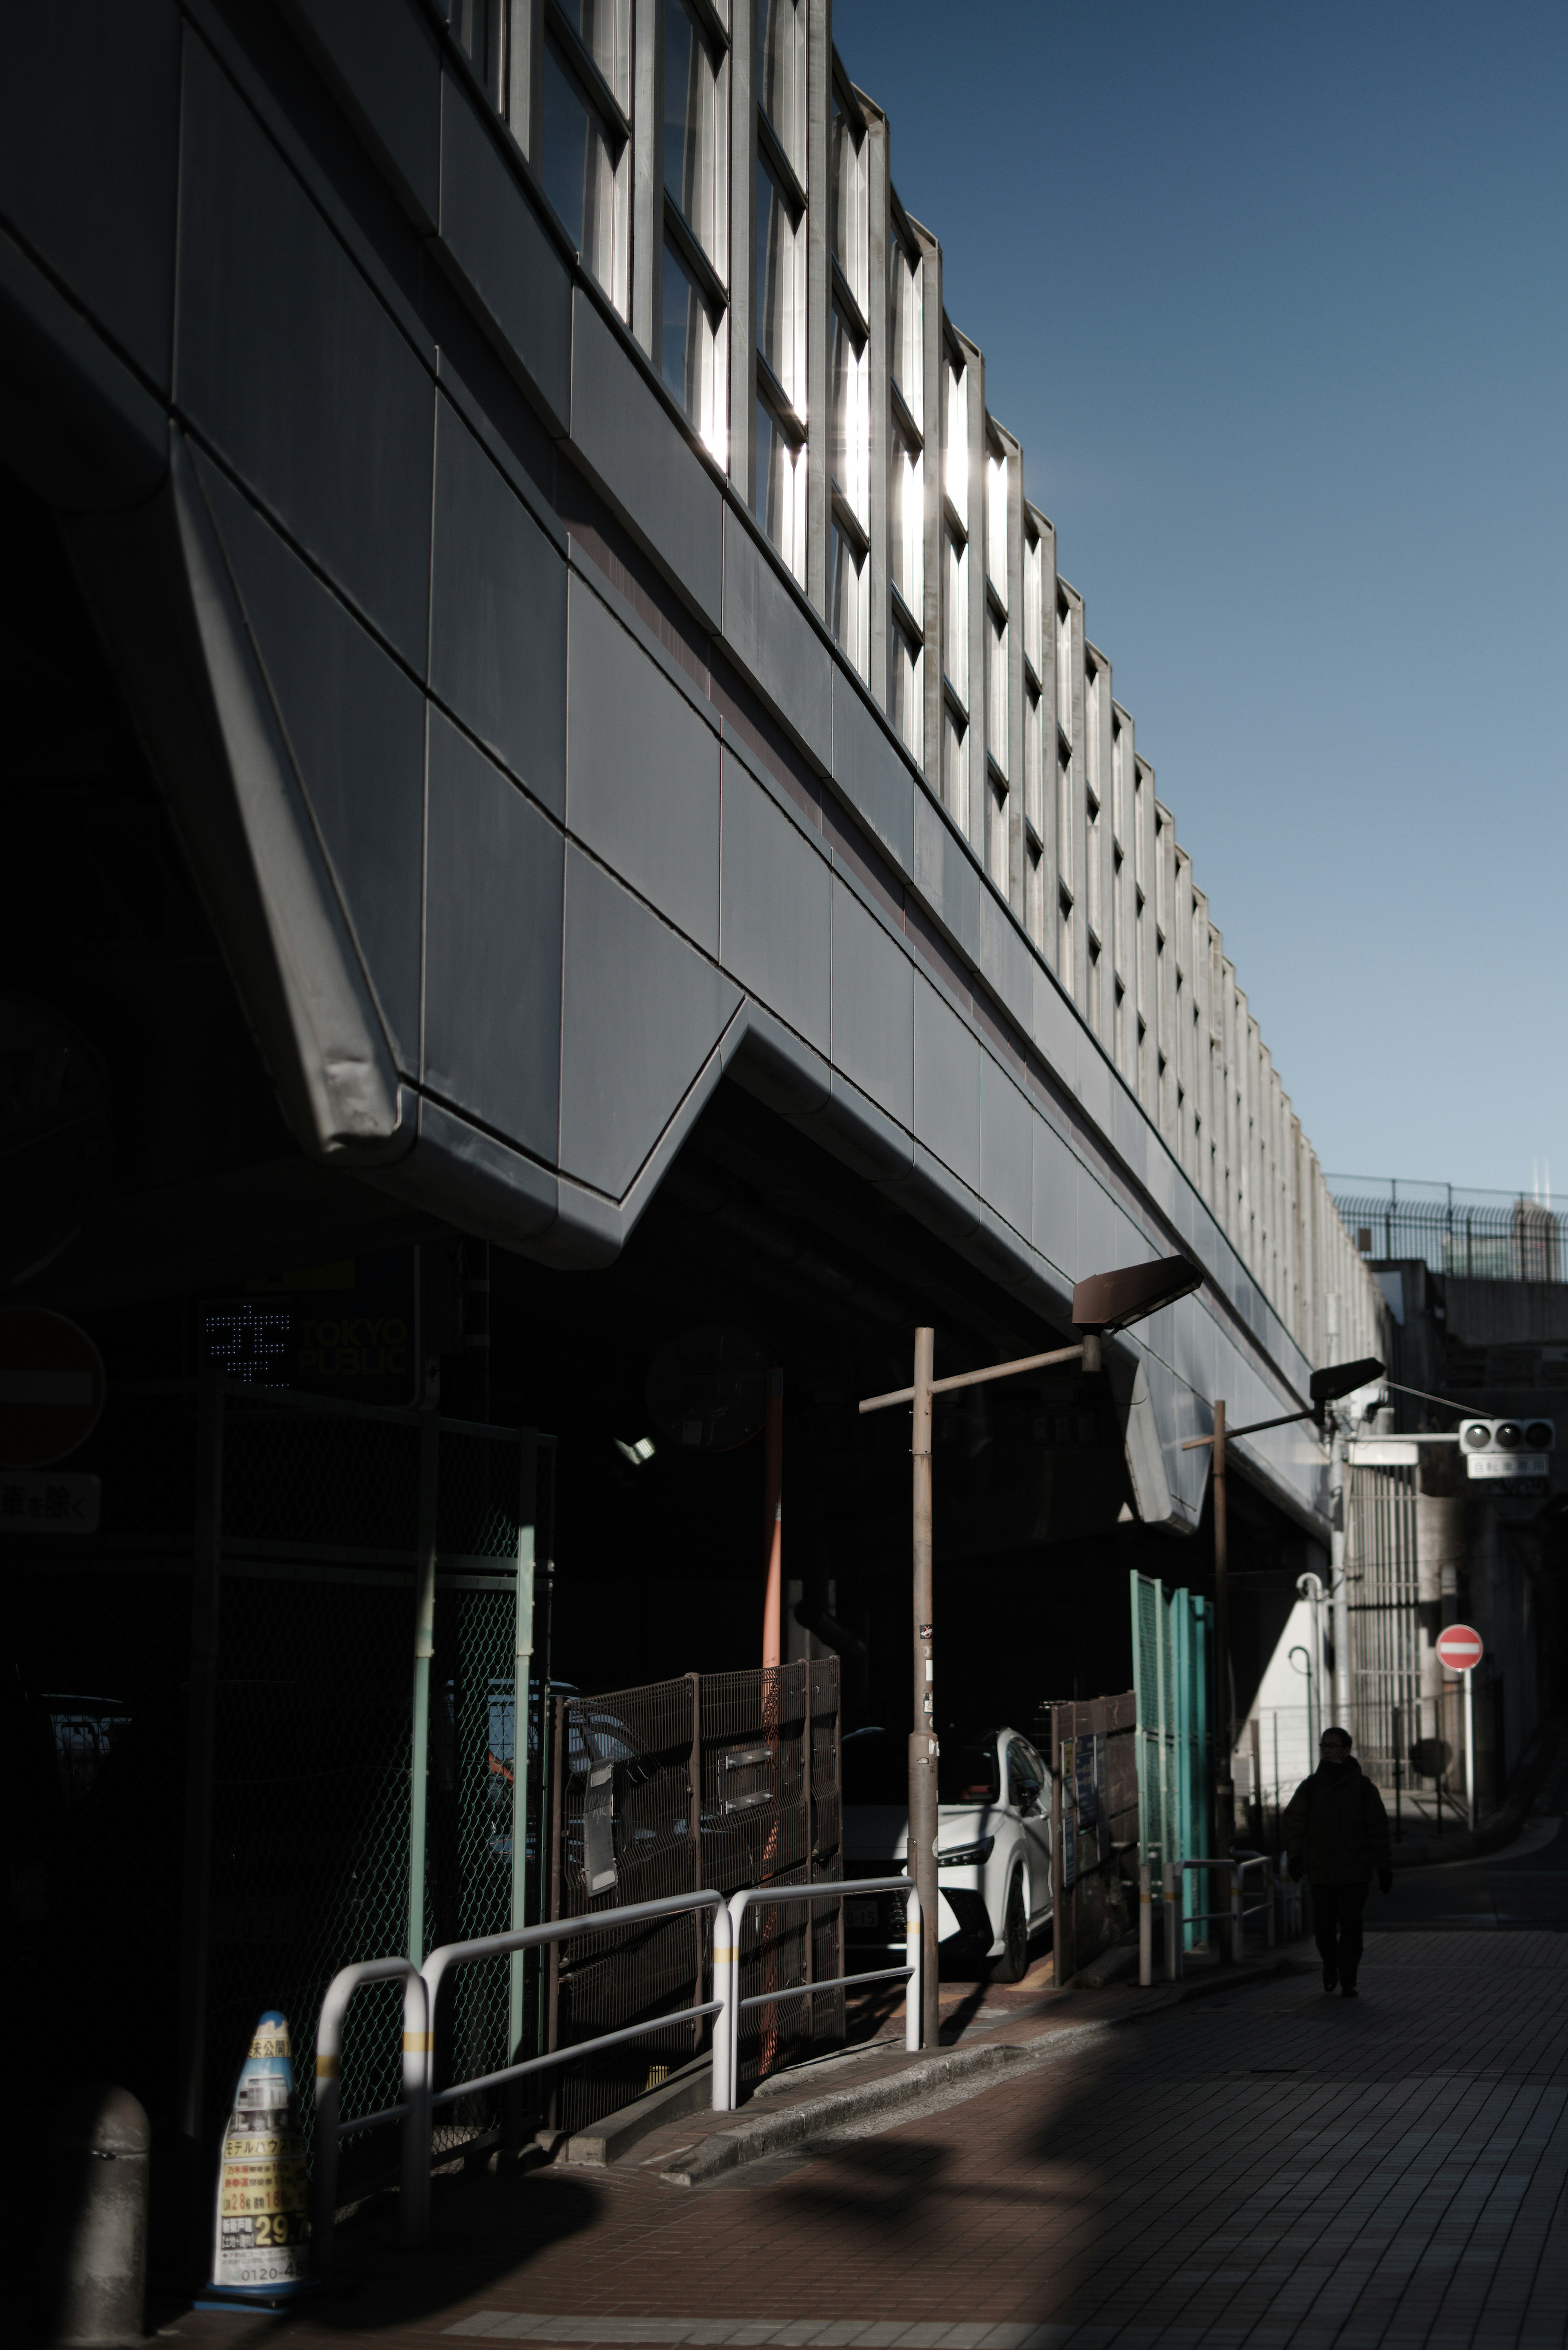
<box><xmin>1131</xmin><ymin>1571</ymin><xmax>1211</xmax><ymax>1949</ymax></box>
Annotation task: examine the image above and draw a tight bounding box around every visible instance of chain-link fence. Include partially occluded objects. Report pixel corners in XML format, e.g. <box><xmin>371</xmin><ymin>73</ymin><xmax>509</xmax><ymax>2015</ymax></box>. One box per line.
<box><xmin>9</xmin><ymin>1377</ymin><xmax>542</xmax><ymax>2269</ymax></box>
<box><xmin>547</xmin><ymin>1659</ymin><xmax>842</xmax><ymax>2134</ymax></box>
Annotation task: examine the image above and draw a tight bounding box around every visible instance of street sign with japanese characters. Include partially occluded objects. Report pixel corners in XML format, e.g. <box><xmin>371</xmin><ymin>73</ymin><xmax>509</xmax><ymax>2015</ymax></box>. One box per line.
<box><xmin>0</xmin><ymin>1471</ymin><xmax>101</xmax><ymax>1534</ymax></box>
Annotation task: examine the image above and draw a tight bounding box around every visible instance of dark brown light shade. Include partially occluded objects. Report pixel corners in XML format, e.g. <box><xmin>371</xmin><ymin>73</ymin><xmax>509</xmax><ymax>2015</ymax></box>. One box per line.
<box><xmin>1071</xmin><ymin>1254</ymin><xmax>1203</xmax><ymax>1334</ymax></box>
<box><xmin>1308</xmin><ymin>1356</ymin><xmax>1384</xmax><ymax>1405</ymax></box>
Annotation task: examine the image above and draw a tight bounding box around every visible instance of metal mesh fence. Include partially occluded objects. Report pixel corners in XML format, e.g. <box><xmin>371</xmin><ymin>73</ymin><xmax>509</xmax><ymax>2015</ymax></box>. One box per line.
<box><xmin>548</xmin><ymin>1659</ymin><xmax>841</xmax><ymax>2133</ymax></box>
<box><xmin>10</xmin><ymin>1377</ymin><xmax>535</xmax><ymax>2253</ymax></box>
<box><xmin>1346</xmin><ymin>1459</ymin><xmax>1421</xmax><ymax>1788</ymax></box>
<box><xmin>1330</xmin><ymin>1179</ymin><xmax>1568</xmax><ymax>1284</ymax></box>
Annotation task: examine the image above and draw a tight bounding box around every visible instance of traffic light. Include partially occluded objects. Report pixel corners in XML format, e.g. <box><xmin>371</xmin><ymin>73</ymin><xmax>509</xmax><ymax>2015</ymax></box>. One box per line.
<box><xmin>1459</xmin><ymin>1417</ymin><xmax>1554</xmax><ymax>1484</ymax></box>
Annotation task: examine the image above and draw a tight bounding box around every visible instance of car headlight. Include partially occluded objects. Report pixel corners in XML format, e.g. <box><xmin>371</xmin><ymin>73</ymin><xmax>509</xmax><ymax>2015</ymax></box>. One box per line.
<box><xmin>937</xmin><ymin>1835</ymin><xmax>995</xmax><ymax>1868</ymax></box>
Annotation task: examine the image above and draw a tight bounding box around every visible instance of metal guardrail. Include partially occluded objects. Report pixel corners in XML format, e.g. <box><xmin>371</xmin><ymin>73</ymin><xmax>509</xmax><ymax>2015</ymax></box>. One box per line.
<box><xmin>312</xmin><ymin>1958</ymin><xmax>429</xmax><ymax>2268</ymax></box>
<box><xmin>716</xmin><ymin>1877</ymin><xmax>920</xmax><ymax>2112</ymax></box>
<box><xmin>314</xmin><ymin>1875</ymin><xmax>924</xmax><ymax>2270</ymax></box>
<box><xmin>313</xmin><ymin>1889</ymin><xmax>730</xmax><ymax>2274</ymax></box>
<box><xmin>1141</xmin><ymin>1854</ymin><xmax>1285</xmax><ymax>1984</ymax></box>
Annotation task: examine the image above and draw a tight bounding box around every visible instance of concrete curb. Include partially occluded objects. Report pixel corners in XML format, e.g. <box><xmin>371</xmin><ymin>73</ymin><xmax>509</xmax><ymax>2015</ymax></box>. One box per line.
<box><xmin>658</xmin><ymin>1954</ymin><xmax>1296</xmax><ymax>2186</ymax></box>
<box><xmin>659</xmin><ymin>2044</ymin><xmax>1028</xmax><ymax>2184</ymax></box>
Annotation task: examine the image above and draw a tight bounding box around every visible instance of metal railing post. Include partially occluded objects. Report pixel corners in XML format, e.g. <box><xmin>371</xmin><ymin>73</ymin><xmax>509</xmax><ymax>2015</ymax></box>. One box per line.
<box><xmin>1231</xmin><ymin>1861</ymin><xmax>1243</xmax><ymax>1962</ymax></box>
<box><xmin>1163</xmin><ymin>1860</ymin><xmax>1180</xmax><ymax>1980</ymax></box>
<box><xmin>905</xmin><ymin>1887</ymin><xmax>922</xmax><ymax>2052</ymax></box>
<box><xmin>1138</xmin><ymin>1863</ymin><xmax>1152</xmax><ymax>1987</ymax></box>
<box><xmin>710</xmin><ymin>1896</ymin><xmax>734</xmax><ymax>2114</ymax></box>
<box><xmin>313</xmin><ymin>1958</ymin><xmax>427</xmax><ymax>2278</ymax></box>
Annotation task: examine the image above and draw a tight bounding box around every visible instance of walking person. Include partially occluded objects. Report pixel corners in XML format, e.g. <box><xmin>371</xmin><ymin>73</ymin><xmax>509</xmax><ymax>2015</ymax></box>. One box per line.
<box><xmin>1283</xmin><ymin>1726</ymin><xmax>1392</xmax><ymax>1996</ymax></box>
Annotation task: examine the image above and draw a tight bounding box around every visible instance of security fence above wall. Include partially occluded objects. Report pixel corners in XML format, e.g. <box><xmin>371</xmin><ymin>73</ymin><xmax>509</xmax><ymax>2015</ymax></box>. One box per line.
<box><xmin>1330</xmin><ymin>1178</ymin><xmax>1568</xmax><ymax>1284</ymax></box>
<box><xmin>9</xmin><ymin>1375</ymin><xmax>549</xmax><ymax>2270</ymax></box>
<box><xmin>546</xmin><ymin>1660</ymin><xmax>843</xmax><ymax>2135</ymax></box>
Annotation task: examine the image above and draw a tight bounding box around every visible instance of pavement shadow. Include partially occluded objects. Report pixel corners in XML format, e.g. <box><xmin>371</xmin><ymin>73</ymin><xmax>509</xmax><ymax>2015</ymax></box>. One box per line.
<box><xmin>305</xmin><ymin>2162</ymin><xmax>602</xmax><ymax>2331</ymax></box>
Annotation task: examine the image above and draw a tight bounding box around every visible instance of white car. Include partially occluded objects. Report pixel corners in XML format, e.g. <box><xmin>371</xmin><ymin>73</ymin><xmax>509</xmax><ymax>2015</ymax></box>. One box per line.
<box><xmin>841</xmin><ymin>1724</ymin><xmax>1053</xmax><ymax>1982</ymax></box>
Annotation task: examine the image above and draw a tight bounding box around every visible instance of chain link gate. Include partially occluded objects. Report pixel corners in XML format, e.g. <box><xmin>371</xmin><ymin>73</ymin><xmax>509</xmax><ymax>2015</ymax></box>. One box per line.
<box><xmin>9</xmin><ymin>1374</ymin><xmax>547</xmax><ymax>2270</ymax></box>
<box><xmin>546</xmin><ymin>1659</ymin><xmax>843</xmax><ymax>2135</ymax></box>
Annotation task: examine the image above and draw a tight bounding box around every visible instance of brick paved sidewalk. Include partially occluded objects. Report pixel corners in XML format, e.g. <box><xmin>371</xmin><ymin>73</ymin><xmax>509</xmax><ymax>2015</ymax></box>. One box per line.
<box><xmin>165</xmin><ymin>1930</ymin><xmax>1568</xmax><ymax>2350</ymax></box>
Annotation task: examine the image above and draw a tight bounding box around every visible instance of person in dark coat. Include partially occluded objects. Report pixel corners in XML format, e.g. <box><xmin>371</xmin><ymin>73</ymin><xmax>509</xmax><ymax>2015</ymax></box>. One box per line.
<box><xmin>1283</xmin><ymin>1726</ymin><xmax>1392</xmax><ymax>1995</ymax></box>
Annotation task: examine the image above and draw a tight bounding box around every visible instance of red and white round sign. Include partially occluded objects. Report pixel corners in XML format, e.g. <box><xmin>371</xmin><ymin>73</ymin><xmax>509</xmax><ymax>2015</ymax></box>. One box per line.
<box><xmin>1437</xmin><ymin>1623</ymin><xmax>1483</xmax><ymax>1674</ymax></box>
<box><xmin>0</xmin><ymin>1308</ymin><xmax>105</xmax><ymax>1466</ymax></box>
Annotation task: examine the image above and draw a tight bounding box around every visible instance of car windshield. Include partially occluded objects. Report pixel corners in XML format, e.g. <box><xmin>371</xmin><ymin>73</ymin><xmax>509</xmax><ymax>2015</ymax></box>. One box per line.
<box><xmin>938</xmin><ymin>1736</ymin><xmax>1000</xmax><ymax>1805</ymax></box>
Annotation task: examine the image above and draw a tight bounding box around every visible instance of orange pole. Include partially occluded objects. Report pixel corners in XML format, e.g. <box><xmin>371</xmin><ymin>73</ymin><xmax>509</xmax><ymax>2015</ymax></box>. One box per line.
<box><xmin>762</xmin><ymin>1368</ymin><xmax>784</xmax><ymax>1668</ymax></box>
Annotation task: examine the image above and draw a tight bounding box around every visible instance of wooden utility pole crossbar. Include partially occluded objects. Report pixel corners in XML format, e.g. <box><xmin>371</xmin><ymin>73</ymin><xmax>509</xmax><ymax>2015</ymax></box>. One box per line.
<box><xmin>858</xmin><ymin>1341</ymin><xmax>1087</xmax><ymax>1418</ymax></box>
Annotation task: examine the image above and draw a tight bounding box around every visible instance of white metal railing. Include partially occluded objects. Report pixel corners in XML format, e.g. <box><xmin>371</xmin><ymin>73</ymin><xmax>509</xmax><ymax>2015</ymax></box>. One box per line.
<box><xmin>312</xmin><ymin>1877</ymin><xmax>922</xmax><ymax>2270</ymax></box>
<box><xmin>313</xmin><ymin>1889</ymin><xmax>730</xmax><ymax>2274</ymax></box>
<box><xmin>715</xmin><ymin>1877</ymin><xmax>920</xmax><ymax>2111</ymax></box>
<box><xmin>1141</xmin><ymin>1854</ymin><xmax>1287</xmax><ymax>1984</ymax></box>
<box><xmin>312</xmin><ymin>1957</ymin><xmax>429</xmax><ymax>2269</ymax></box>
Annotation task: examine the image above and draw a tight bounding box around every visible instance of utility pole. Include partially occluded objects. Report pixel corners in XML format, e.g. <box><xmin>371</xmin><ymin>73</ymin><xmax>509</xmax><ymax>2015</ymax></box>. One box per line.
<box><xmin>909</xmin><ymin>1329</ymin><xmax>937</xmax><ymax>2050</ymax></box>
<box><xmin>1183</xmin><ymin>1352</ymin><xmax>1383</xmax><ymax>1879</ymax></box>
<box><xmin>861</xmin><ymin>1254</ymin><xmax>1202</xmax><ymax>2036</ymax></box>
<box><xmin>1327</xmin><ymin>1408</ymin><xmax>1351</xmax><ymax>1726</ymax></box>
<box><xmin>1210</xmin><ymin>1401</ymin><xmax>1233</xmax><ymax>1867</ymax></box>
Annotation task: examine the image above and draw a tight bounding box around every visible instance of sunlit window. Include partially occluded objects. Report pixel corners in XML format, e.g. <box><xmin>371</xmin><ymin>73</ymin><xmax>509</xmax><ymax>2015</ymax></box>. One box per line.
<box><xmin>755</xmin><ymin>7</ymin><xmax>805</xmax><ymax>581</ymax></box>
<box><xmin>829</xmin><ymin>305</ymin><xmax>866</xmax><ymax>526</ymax></box>
<box><xmin>891</xmin><ymin>423</ymin><xmax>923</xmax><ymax>615</ymax></box>
<box><xmin>557</xmin><ymin>0</ymin><xmax>628</xmax><ymax>105</ymax></box>
<box><xmin>944</xmin><ymin>530</ymin><xmax>967</xmax><ymax>706</ymax></box>
<box><xmin>989</xmin><ymin>773</ymin><xmax>1008</xmax><ymax>895</ymax></box>
<box><xmin>664</xmin><ymin>0</ymin><xmax>724</xmax><ymax>273</ymax></box>
<box><xmin>1026</xmin><ymin>834</ymin><xmax>1045</xmax><ymax>950</ymax></box>
<box><xmin>986</xmin><ymin>448</ymin><xmax>1009</xmax><ymax>595</ymax></box>
<box><xmin>755</xmin><ymin>395</ymin><xmax>805</xmax><ymax>581</ymax></box>
<box><xmin>891</xmin><ymin>235</ymin><xmax>922</xmax><ymax>426</ymax></box>
<box><xmin>657</xmin><ymin>0</ymin><xmax>727</xmax><ymax>461</ymax></box>
<box><xmin>1023</xmin><ymin>531</ymin><xmax>1043</xmax><ymax>681</ymax></box>
<box><xmin>891</xmin><ymin>621</ymin><xmax>923</xmax><ymax>763</ymax></box>
<box><xmin>828</xmin><ymin>520</ymin><xmax>868</xmax><ymax>678</ymax></box>
<box><xmin>944</xmin><ymin>359</ymin><xmax>968</xmax><ymax>517</ymax></box>
<box><xmin>1056</xmin><ymin>598</ymin><xmax>1072</xmax><ymax>742</ymax></box>
<box><xmin>832</xmin><ymin>91</ymin><xmax>867</xmax><ymax>314</ymax></box>
<box><xmin>757</xmin><ymin>0</ymin><xmax>806</xmax><ymax>180</ymax></box>
<box><xmin>1024</xmin><ymin>681</ymin><xmax>1043</xmax><ymax>842</ymax></box>
<box><xmin>987</xmin><ymin>606</ymin><xmax>1007</xmax><ymax>780</ymax></box>
<box><xmin>943</xmin><ymin>702</ymin><xmax>969</xmax><ymax>835</ymax></box>
<box><xmin>542</xmin><ymin>40</ymin><xmax>626</xmax><ymax>311</ymax></box>
<box><xmin>662</xmin><ymin>236</ymin><xmax>725</xmax><ymax>459</ymax></box>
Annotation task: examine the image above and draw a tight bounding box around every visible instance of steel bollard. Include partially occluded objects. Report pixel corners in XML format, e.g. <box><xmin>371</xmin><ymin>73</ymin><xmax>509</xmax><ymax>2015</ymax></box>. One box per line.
<box><xmin>1138</xmin><ymin>1863</ymin><xmax>1152</xmax><ymax>1987</ymax></box>
<box><xmin>42</xmin><ymin>2082</ymin><xmax>149</xmax><ymax>2347</ymax></box>
<box><xmin>1163</xmin><ymin>1860</ymin><xmax>1180</xmax><ymax>1981</ymax></box>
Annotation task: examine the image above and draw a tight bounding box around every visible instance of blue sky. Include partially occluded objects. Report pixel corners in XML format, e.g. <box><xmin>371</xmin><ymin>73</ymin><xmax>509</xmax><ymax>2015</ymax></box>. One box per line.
<box><xmin>833</xmin><ymin>0</ymin><xmax>1567</xmax><ymax>1200</ymax></box>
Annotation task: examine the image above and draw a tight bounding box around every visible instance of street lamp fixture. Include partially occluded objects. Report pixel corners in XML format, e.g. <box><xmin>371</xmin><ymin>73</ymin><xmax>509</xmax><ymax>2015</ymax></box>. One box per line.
<box><xmin>1181</xmin><ymin>1353</ymin><xmax>1383</xmax><ymax>1923</ymax></box>
<box><xmin>859</xmin><ymin>1253</ymin><xmax>1200</xmax><ymax>2046</ymax></box>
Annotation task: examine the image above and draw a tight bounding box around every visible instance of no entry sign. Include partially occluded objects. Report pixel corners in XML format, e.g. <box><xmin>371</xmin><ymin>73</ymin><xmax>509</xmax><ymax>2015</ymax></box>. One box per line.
<box><xmin>0</xmin><ymin>1309</ymin><xmax>105</xmax><ymax>1466</ymax></box>
<box><xmin>1437</xmin><ymin>1623</ymin><xmax>1483</xmax><ymax>1674</ymax></box>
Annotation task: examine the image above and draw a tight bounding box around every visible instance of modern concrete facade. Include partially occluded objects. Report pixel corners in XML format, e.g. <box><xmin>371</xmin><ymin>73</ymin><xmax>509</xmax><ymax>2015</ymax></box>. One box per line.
<box><xmin>1</xmin><ymin>0</ymin><xmax>1385</xmax><ymax>1538</ymax></box>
